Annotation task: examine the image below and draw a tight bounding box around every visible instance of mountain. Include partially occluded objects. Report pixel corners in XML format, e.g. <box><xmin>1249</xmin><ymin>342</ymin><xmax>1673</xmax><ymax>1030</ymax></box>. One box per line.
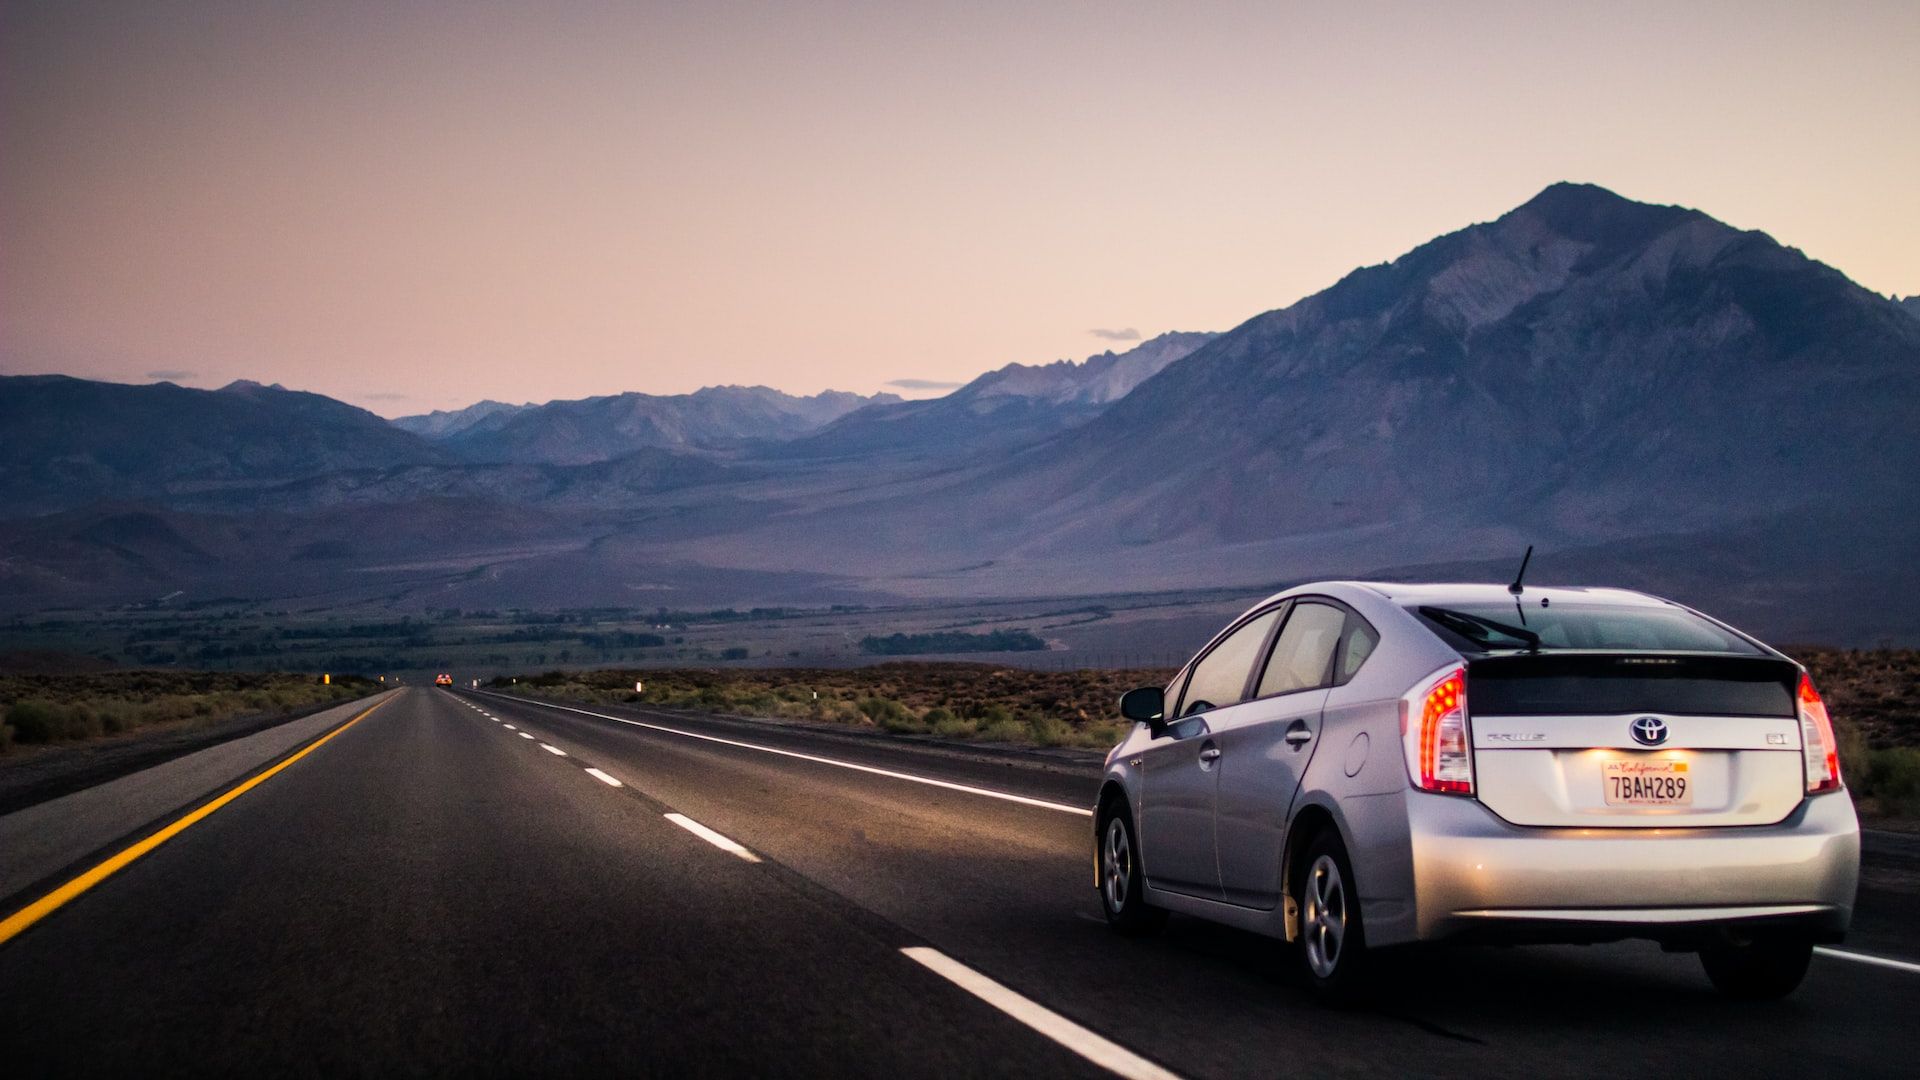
<box><xmin>392</xmin><ymin>400</ymin><xmax>532</xmax><ymax>439</ymax></box>
<box><xmin>779</xmin><ymin>331</ymin><xmax>1215</xmax><ymax>462</ymax></box>
<box><xmin>1900</xmin><ymin>295</ymin><xmax>1920</xmax><ymax>320</ymax></box>
<box><xmin>4</xmin><ymin>184</ymin><xmax>1916</xmax><ymax>644</ymax></box>
<box><xmin>438</xmin><ymin>385</ymin><xmax>900</xmax><ymax>465</ymax></box>
<box><xmin>0</xmin><ymin>376</ymin><xmax>454</xmax><ymax>517</ymax></box>
<box><xmin>669</xmin><ymin>184</ymin><xmax>1920</xmax><ymax>612</ymax></box>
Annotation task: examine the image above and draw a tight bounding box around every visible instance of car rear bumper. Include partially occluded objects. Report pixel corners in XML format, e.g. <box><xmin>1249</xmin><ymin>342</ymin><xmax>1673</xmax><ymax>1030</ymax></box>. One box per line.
<box><xmin>1405</xmin><ymin>788</ymin><xmax>1860</xmax><ymax>944</ymax></box>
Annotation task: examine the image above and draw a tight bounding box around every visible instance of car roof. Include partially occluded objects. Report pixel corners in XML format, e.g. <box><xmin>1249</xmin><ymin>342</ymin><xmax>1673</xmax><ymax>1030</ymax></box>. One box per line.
<box><xmin>1240</xmin><ymin>581</ymin><xmax>1674</xmax><ymax>613</ymax></box>
<box><xmin>1343</xmin><ymin>582</ymin><xmax>1671</xmax><ymax>607</ymax></box>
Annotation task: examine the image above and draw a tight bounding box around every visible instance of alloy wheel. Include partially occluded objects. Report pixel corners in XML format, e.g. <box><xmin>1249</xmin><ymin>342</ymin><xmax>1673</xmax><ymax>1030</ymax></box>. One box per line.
<box><xmin>1302</xmin><ymin>853</ymin><xmax>1347</xmax><ymax>979</ymax></box>
<box><xmin>1103</xmin><ymin>817</ymin><xmax>1132</xmax><ymax>912</ymax></box>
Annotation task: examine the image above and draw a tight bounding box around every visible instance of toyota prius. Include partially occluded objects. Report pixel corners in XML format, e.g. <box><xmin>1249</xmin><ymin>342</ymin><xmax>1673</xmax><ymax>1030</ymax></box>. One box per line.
<box><xmin>1095</xmin><ymin>582</ymin><xmax>1859</xmax><ymax>1001</ymax></box>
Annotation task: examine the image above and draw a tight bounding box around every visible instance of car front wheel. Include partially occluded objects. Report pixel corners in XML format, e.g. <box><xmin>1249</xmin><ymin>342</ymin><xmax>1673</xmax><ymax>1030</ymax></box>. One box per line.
<box><xmin>1097</xmin><ymin>806</ymin><xmax>1166</xmax><ymax>937</ymax></box>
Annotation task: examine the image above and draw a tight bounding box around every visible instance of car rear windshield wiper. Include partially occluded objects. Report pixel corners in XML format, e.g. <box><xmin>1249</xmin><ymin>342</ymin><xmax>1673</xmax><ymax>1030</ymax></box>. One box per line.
<box><xmin>1419</xmin><ymin>606</ymin><xmax>1541</xmax><ymax>652</ymax></box>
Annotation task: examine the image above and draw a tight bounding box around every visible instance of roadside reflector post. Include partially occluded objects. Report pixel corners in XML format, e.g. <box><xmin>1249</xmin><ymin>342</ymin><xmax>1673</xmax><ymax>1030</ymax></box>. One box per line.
<box><xmin>635</xmin><ymin>680</ymin><xmax>644</xmax><ymax>693</ymax></box>
<box><xmin>322</xmin><ymin>673</ymin><xmax>330</xmax><ymax>685</ymax></box>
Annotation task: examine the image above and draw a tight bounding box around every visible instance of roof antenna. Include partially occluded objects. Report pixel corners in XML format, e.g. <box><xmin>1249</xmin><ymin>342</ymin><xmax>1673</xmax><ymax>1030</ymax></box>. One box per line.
<box><xmin>1507</xmin><ymin>545</ymin><xmax>1534</xmax><ymax>627</ymax></box>
<box><xmin>1506</xmin><ymin>545</ymin><xmax>1534</xmax><ymax>596</ymax></box>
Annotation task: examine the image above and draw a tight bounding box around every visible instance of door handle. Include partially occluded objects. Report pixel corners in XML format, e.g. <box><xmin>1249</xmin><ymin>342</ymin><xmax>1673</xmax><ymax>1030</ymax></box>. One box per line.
<box><xmin>1284</xmin><ymin>721</ymin><xmax>1313</xmax><ymax>748</ymax></box>
<box><xmin>1198</xmin><ymin>746</ymin><xmax>1222</xmax><ymax>763</ymax></box>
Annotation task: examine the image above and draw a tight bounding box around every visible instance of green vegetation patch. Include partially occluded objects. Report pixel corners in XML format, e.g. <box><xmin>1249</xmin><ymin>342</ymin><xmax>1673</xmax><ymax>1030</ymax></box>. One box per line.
<box><xmin>859</xmin><ymin>629</ymin><xmax>1046</xmax><ymax>655</ymax></box>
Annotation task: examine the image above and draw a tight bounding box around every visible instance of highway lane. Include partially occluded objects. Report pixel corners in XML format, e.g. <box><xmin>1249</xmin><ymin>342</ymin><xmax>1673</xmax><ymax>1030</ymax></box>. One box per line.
<box><xmin>459</xmin><ymin>688</ymin><xmax>1920</xmax><ymax>1080</ymax></box>
<box><xmin>3</xmin><ymin>683</ymin><xmax>1914</xmax><ymax>1078</ymax></box>
<box><xmin>0</xmin><ymin>688</ymin><xmax>1114</xmax><ymax>1077</ymax></box>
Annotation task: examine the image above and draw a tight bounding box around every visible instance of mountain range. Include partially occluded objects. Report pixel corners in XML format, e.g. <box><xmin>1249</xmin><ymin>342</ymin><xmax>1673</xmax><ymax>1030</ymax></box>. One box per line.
<box><xmin>2</xmin><ymin>183</ymin><xmax>1915</xmax><ymax>643</ymax></box>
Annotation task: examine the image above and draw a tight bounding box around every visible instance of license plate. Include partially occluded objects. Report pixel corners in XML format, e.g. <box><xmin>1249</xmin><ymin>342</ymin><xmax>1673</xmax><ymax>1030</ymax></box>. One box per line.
<box><xmin>1602</xmin><ymin>758</ymin><xmax>1692</xmax><ymax>806</ymax></box>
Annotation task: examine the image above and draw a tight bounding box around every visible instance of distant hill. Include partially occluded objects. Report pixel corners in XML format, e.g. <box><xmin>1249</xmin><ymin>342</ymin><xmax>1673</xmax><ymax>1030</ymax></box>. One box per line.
<box><xmin>674</xmin><ymin>183</ymin><xmax>1920</xmax><ymax>625</ymax></box>
<box><xmin>0</xmin><ymin>377</ymin><xmax>453</xmax><ymax>517</ymax></box>
<box><xmin>392</xmin><ymin>400</ymin><xmax>532</xmax><ymax>439</ymax></box>
<box><xmin>1900</xmin><ymin>295</ymin><xmax>1920</xmax><ymax>320</ymax></box>
<box><xmin>437</xmin><ymin>385</ymin><xmax>900</xmax><ymax>465</ymax></box>
<box><xmin>780</xmin><ymin>331</ymin><xmax>1215</xmax><ymax>462</ymax></box>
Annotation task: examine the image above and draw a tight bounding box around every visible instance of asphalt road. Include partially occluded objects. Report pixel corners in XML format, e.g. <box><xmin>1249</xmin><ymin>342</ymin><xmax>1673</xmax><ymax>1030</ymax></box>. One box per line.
<box><xmin>1</xmin><ymin>686</ymin><xmax>1914</xmax><ymax>1078</ymax></box>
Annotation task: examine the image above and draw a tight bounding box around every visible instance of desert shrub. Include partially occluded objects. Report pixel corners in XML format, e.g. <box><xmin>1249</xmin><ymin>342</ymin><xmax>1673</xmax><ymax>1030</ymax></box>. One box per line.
<box><xmin>976</xmin><ymin>719</ymin><xmax>1027</xmax><ymax>744</ymax></box>
<box><xmin>6</xmin><ymin>700</ymin><xmax>65</xmax><ymax>743</ymax></box>
<box><xmin>1025</xmin><ymin>714</ymin><xmax>1074</xmax><ymax>747</ymax></box>
<box><xmin>0</xmin><ymin>721</ymin><xmax>13</xmax><ymax>754</ymax></box>
<box><xmin>1859</xmin><ymin>747</ymin><xmax>1920</xmax><ymax>816</ymax></box>
<box><xmin>854</xmin><ymin>696</ymin><xmax>901</xmax><ymax>721</ymax></box>
<box><xmin>930</xmin><ymin>714</ymin><xmax>978</xmax><ymax>739</ymax></box>
<box><xmin>95</xmin><ymin>702</ymin><xmax>133</xmax><ymax>735</ymax></box>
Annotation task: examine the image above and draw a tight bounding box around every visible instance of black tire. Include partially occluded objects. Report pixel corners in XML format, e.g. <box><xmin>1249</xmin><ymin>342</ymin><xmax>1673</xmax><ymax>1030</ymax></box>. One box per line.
<box><xmin>1699</xmin><ymin>932</ymin><xmax>1814</xmax><ymax>1000</ymax></box>
<box><xmin>1292</xmin><ymin>829</ymin><xmax>1370</xmax><ymax>1004</ymax></box>
<box><xmin>1096</xmin><ymin>804</ymin><xmax>1167</xmax><ymax>937</ymax></box>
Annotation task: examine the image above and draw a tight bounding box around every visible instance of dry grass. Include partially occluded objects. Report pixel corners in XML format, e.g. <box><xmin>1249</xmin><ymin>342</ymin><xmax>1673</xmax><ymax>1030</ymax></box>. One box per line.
<box><xmin>0</xmin><ymin>670</ymin><xmax>379</xmax><ymax>754</ymax></box>
<box><xmin>502</xmin><ymin>662</ymin><xmax>1178</xmax><ymax>750</ymax></box>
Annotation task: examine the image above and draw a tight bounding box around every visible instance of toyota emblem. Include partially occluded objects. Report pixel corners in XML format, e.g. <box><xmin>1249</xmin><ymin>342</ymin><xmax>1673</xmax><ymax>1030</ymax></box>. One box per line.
<box><xmin>1629</xmin><ymin>716</ymin><xmax>1669</xmax><ymax>746</ymax></box>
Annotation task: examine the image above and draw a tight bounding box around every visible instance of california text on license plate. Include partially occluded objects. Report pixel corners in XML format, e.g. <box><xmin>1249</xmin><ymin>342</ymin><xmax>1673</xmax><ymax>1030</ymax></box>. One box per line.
<box><xmin>1602</xmin><ymin>758</ymin><xmax>1692</xmax><ymax>806</ymax></box>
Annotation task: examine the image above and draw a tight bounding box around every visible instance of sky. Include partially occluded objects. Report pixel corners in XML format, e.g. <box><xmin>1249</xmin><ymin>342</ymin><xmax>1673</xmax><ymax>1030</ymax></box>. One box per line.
<box><xmin>3</xmin><ymin>1</ymin><xmax>1917</xmax><ymax>417</ymax></box>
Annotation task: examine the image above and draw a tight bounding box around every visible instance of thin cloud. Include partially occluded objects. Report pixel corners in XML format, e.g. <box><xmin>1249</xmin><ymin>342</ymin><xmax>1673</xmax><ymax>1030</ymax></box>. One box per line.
<box><xmin>1088</xmin><ymin>327</ymin><xmax>1141</xmax><ymax>342</ymax></box>
<box><xmin>145</xmin><ymin>368</ymin><xmax>197</xmax><ymax>380</ymax></box>
<box><xmin>886</xmin><ymin>378</ymin><xmax>964</xmax><ymax>390</ymax></box>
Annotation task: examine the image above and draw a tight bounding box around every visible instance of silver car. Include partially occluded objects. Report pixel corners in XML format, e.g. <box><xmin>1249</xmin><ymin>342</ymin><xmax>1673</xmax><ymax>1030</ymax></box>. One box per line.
<box><xmin>1095</xmin><ymin>582</ymin><xmax>1859</xmax><ymax>1001</ymax></box>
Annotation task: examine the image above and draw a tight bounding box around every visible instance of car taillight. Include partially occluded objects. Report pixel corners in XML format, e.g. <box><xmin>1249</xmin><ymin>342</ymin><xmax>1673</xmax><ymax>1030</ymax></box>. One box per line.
<box><xmin>1798</xmin><ymin>673</ymin><xmax>1842</xmax><ymax>794</ymax></box>
<box><xmin>1401</xmin><ymin>666</ymin><xmax>1473</xmax><ymax>795</ymax></box>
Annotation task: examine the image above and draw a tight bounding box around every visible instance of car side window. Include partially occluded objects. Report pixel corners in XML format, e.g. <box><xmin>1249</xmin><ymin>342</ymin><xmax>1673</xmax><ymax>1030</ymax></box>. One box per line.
<box><xmin>1335</xmin><ymin>615</ymin><xmax>1380</xmax><ymax>684</ymax></box>
<box><xmin>1256</xmin><ymin>601</ymin><xmax>1346</xmax><ymax>697</ymax></box>
<box><xmin>1177</xmin><ymin>608</ymin><xmax>1283</xmax><ymax>716</ymax></box>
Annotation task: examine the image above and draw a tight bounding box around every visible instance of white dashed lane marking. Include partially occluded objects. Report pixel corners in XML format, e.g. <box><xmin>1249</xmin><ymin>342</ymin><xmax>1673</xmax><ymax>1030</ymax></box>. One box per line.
<box><xmin>664</xmin><ymin>813</ymin><xmax>761</xmax><ymax>863</ymax></box>
<box><xmin>586</xmin><ymin>768</ymin><xmax>623</xmax><ymax>787</ymax></box>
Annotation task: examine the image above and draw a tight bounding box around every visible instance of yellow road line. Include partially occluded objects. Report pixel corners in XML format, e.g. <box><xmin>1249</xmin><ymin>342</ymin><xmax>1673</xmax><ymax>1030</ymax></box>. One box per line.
<box><xmin>0</xmin><ymin>692</ymin><xmax>395</xmax><ymax>947</ymax></box>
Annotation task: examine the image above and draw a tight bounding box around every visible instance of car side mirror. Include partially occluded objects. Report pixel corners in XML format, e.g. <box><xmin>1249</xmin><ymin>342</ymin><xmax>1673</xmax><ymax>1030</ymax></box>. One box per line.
<box><xmin>1118</xmin><ymin>686</ymin><xmax>1166</xmax><ymax>736</ymax></box>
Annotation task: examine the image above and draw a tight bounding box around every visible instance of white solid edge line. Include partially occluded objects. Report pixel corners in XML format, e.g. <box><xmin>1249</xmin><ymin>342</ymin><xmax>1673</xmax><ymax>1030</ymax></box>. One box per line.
<box><xmin>481</xmin><ymin>693</ymin><xmax>1092</xmax><ymax>817</ymax></box>
<box><xmin>901</xmin><ymin>947</ymin><xmax>1180</xmax><ymax>1080</ymax></box>
<box><xmin>1816</xmin><ymin>946</ymin><xmax>1920</xmax><ymax>975</ymax></box>
<box><xmin>541</xmin><ymin>744</ymin><xmax>567</xmax><ymax>756</ymax></box>
<box><xmin>664</xmin><ymin>813</ymin><xmax>762</xmax><ymax>862</ymax></box>
<box><xmin>585</xmin><ymin>767</ymin><xmax>623</xmax><ymax>787</ymax></box>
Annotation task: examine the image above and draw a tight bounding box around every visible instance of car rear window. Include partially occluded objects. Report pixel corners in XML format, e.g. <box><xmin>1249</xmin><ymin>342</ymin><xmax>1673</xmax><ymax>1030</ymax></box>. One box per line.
<box><xmin>1468</xmin><ymin>654</ymin><xmax>1798</xmax><ymax>717</ymax></box>
<box><xmin>1412</xmin><ymin>602</ymin><xmax>1763</xmax><ymax>655</ymax></box>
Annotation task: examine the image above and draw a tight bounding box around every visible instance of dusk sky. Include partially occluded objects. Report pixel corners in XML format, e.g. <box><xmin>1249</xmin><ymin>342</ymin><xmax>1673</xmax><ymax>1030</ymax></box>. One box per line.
<box><xmin>3</xmin><ymin>1</ymin><xmax>1916</xmax><ymax>417</ymax></box>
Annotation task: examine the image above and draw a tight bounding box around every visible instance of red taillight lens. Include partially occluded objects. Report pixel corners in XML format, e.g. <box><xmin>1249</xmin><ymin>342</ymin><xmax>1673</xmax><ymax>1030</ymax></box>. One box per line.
<box><xmin>1401</xmin><ymin>666</ymin><xmax>1473</xmax><ymax>795</ymax></box>
<box><xmin>1799</xmin><ymin>673</ymin><xmax>1841</xmax><ymax>794</ymax></box>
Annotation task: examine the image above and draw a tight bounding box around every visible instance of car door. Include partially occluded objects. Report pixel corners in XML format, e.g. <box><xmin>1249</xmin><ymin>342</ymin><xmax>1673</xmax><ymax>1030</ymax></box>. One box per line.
<box><xmin>1212</xmin><ymin>600</ymin><xmax>1350</xmax><ymax>909</ymax></box>
<box><xmin>1139</xmin><ymin>605</ymin><xmax>1284</xmax><ymax>900</ymax></box>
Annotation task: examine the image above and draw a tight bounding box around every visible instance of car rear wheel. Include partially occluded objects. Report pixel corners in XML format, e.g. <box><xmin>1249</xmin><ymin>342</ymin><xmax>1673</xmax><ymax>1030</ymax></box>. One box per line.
<box><xmin>1699</xmin><ymin>931</ymin><xmax>1814</xmax><ymax>999</ymax></box>
<box><xmin>1097</xmin><ymin>806</ymin><xmax>1166</xmax><ymax>937</ymax></box>
<box><xmin>1294</xmin><ymin>829</ymin><xmax>1370</xmax><ymax>1004</ymax></box>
